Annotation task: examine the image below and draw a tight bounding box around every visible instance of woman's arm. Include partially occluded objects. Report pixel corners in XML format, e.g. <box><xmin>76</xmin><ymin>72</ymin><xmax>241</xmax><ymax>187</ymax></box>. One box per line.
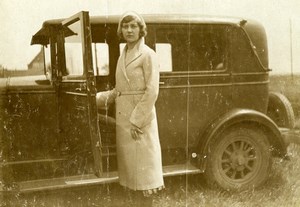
<box><xmin>129</xmin><ymin>49</ymin><xmax>160</xmax><ymax>128</ymax></box>
<box><xmin>96</xmin><ymin>88</ymin><xmax>117</xmax><ymax>109</ymax></box>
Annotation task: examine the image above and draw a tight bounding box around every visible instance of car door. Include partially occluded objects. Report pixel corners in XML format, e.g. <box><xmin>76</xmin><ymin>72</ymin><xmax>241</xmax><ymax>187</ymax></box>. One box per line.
<box><xmin>152</xmin><ymin>25</ymin><xmax>189</xmax><ymax>165</ymax></box>
<box><xmin>152</xmin><ymin>24</ymin><xmax>231</xmax><ymax>165</ymax></box>
<box><xmin>57</xmin><ymin>11</ymin><xmax>102</xmax><ymax>177</ymax></box>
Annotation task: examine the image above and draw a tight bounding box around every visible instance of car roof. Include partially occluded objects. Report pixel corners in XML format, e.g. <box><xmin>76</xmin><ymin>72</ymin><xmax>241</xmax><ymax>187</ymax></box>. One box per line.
<box><xmin>32</xmin><ymin>14</ymin><xmax>248</xmax><ymax>45</ymax></box>
<box><xmin>43</xmin><ymin>14</ymin><xmax>244</xmax><ymax>26</ymax></box>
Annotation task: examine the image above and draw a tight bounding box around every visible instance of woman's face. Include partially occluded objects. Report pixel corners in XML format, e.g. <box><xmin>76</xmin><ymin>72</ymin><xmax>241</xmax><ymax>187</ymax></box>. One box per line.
<box><xmin>121</xmin><ymin>20</ymin><xmax>140</xmax><ymax>44</ymax></box>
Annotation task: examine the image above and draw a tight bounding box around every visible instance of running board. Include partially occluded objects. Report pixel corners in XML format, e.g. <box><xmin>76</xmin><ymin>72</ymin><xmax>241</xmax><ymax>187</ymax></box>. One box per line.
<box><xmin>14</xmin><ymin>163</ymin><xmax>202</xmax><ymax>193</ymax></box>
<box><xmin>66</xmin><ymin>163</ymin><xmax>202</xmax><ymax>186</ymax></box>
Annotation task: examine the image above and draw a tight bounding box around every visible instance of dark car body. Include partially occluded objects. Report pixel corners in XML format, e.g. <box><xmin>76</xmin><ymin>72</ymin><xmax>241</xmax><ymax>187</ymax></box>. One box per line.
<box><xmin>0</xmin><ymin>11</ymin><xmax>288</xmax><ymax>193</ymax></box>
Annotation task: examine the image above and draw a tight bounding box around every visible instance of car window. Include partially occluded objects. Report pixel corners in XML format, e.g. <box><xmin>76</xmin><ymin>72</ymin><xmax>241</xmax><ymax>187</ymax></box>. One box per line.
<box><xmin>156</xmin><ymin>26</ymin><xmax>188</xmax><ymax>72</ymax></box>
<box><xmin>155</xmin><ymin>43</ymin><xmax>172</xmax><ymax>72</ymax></box>
<box><xmin>64</xmin><ymin>21</ymin><xmax>84</xmax><ymax>76</ymax></box>
<box><xmin>92</xmin><ymin>43</ymin><xmax>109</xmax><ymax>76</ymax></box>
<box><xmin>43</xmin><ymin>45</ymin><xmax>52</xmax><ymax>79</ymax></box>
<box><xmin>155</xmin><ymin>25</ymin><xmax>227</xmax><ymax>72</ymax></box>
<box><xmin>189</xmin><ymin>25</ymin><xmax>226</xmax><ymax>71</ymax></box>
<box><xmin>65</xmin><ymin>43</ymin><xmax>83</xmax><ymax>75</ymax></box>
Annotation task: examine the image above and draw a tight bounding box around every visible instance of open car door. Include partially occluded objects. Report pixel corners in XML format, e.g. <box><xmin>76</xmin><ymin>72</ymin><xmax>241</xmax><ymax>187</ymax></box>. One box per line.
<box><xmin>57</xmin><ymin>11</ymin><xmax>102</xmax><ymax>177</ymax></box>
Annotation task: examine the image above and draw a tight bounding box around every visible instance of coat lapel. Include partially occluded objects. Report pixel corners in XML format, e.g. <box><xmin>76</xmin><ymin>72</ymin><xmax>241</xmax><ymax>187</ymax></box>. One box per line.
<box><xmin>125</xmin><ymin>50</ymin><xmax>142</xmax><ymax>68</ymax></box>
<box><xmin>125</xmin><ymin>38</ymin><xmax>144</xmax><ymax>68</ymax></box>
<box><xmin>119</xmin><ymin>49</ymin><xmax>129</xmax><ymax>83</ymax></box>
<box><xmin>120</xmin><ymin>38</ymin><xmax>145</xmax><ymax>85</ymax></box>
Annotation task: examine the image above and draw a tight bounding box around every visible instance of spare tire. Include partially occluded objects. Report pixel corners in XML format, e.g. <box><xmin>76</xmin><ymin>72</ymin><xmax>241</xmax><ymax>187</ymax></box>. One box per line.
<box><xmin>267</xmin><ymin>92</ymin><xmax>295</xmax><ymax>128</ymax></box>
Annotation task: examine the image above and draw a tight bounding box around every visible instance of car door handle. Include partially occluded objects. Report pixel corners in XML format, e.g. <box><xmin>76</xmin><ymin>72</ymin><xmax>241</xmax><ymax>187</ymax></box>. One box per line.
<box><xmin>159</xmin><ymin>81</ymin><xmax>165</xmax><ymax>85</ymax></box>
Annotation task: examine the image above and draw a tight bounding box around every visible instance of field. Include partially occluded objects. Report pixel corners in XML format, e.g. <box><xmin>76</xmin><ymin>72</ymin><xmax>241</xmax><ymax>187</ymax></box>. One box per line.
<box><xmin>2</xmin><ymin>75</ymin><xmax>300</xmax><ymax>207</ymax></box>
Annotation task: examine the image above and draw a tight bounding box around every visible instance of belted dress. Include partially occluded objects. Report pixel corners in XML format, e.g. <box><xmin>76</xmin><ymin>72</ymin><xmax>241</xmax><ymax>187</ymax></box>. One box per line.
<box><xmin>96</xmin><ymin>38</ymin><xmax>164</xmax><ymax>191</ymax></box>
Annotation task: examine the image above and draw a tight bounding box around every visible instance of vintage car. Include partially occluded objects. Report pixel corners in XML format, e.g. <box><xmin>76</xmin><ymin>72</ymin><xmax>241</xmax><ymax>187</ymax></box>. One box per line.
<box><xmin>0</xmin><ymin>11</ymin><xmax>295</xmax><ymax>195</ymax></box>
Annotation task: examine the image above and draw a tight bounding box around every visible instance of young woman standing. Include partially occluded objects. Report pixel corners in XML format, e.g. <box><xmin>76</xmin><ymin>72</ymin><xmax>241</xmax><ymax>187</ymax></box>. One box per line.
<box><xmin>97</xmin><ymin>11</ymin><xmax>164</xmax><ymax>206</ymax></box>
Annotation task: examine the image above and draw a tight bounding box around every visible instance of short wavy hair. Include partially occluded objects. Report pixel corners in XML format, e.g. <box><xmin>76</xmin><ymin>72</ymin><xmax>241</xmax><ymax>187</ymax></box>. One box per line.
<box><xmin>117</xmin><ymin>12</ymin><xmax>147</xmax><ymax>40</ymax></box>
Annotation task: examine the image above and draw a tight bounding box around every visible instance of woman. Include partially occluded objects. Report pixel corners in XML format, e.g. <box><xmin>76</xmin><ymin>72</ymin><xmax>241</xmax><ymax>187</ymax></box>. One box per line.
<box><xmin>96</xmin><ymin>11</ymin><xmax>164</xmax><ymax>205</ymax></box>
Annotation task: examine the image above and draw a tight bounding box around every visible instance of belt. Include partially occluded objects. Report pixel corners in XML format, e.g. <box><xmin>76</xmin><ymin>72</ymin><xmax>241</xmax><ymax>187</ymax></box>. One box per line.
<box><xmin>117</xmin><ymin>90</ymin><xmax>145</xmax><ymax>96</ymax></box>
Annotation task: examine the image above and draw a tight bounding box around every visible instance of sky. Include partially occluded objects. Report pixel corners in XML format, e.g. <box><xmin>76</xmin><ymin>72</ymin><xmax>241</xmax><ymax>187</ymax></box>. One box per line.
<box><xmin>0</xmin><ymin>0</ymin><xmax>300</xmax><ymax>74</ymax></box>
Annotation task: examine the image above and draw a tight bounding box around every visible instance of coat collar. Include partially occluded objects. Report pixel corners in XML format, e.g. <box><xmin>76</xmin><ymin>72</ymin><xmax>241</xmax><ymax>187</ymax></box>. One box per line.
<box><xmin>119</xmin><ymin>38</ymin><xmax>144</xmax><ymax>83</ymax></box>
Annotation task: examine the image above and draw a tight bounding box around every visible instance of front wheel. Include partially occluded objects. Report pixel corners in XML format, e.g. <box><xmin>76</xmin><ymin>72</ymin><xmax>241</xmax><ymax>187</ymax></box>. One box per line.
<box><xmin>204</xmin><ymin>126</ymin><xmax>271</xmax><ymax>191</ymax></box>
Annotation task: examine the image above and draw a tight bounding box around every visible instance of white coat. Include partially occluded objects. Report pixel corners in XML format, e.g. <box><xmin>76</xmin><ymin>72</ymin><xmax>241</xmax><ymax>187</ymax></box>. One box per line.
<box><xmin>97</xmin><ymin>38</ymin><xmax>164</xmax><ymax>191</ymax></box>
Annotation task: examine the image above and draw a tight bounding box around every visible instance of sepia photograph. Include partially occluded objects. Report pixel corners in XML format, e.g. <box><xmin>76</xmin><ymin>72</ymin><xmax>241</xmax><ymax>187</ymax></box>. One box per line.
<box><xmin>0</xmin><ymin>0</ymin><xmax>300</xmax><ymax>206</ymax></box>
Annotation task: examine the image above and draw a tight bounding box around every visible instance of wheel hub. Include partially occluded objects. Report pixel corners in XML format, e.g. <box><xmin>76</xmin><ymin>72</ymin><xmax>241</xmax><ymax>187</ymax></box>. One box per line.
<box><xmin>231</xmin><ymin>151</ymin><xmax>246</xmax><ymax>170</ymax></box>
<box><xmin>221</xmin><ymin>141</ymin><xmax>257</xmax><ymax>179</ymax></box>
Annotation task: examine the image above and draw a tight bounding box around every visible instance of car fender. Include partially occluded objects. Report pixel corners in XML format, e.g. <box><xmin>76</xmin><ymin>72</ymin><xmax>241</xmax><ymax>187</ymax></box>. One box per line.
<box><xmin>196</xmin><ymin>108</ymin><xmax>287</xmax><ymax>170</ymax></box>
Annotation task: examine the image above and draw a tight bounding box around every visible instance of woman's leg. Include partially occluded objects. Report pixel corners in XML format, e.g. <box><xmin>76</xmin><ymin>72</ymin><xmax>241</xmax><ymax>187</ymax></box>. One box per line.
<box><xmin>132</xmin><ymin>190</ymin><xmax>153</xmax><ymax>207</ymax></box>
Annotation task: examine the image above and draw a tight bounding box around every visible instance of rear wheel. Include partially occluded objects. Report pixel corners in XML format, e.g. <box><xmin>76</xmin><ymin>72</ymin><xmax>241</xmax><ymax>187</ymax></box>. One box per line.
<box><xmin>205</xmin><ymin>126</ymin><xmax>271</xmax><ymax>191</ymax></box>
<box><xmin>267</xmin><ymin>92</ymin><xmax>295</xmax><ymax>128</ymax></box>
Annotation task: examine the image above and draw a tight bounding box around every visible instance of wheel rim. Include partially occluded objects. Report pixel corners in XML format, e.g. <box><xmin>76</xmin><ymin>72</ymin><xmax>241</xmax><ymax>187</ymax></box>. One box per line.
<box><xmin>218</xmin><ymin>138</ymin><xmax>262</xmax><ymax>183</ymax></box>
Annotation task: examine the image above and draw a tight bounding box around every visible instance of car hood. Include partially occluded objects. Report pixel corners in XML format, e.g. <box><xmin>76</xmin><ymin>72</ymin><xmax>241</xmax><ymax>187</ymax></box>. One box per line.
<box><xmin>0</xmin><ymin>75</ymin><xmax>52</xmax><ymax>93</ymax></box>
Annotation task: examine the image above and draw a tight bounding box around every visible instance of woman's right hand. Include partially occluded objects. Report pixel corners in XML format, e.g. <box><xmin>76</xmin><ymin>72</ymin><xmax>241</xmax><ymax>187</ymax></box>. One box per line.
<box><xmin>130</xmin><ymin>124</ymin><xmax>143</xmax><ymax>140</ymax></box>
<box><xmin>96</xmin><ymin>89</ymin><xmax>117</xmax><ymax>108</ymax></box>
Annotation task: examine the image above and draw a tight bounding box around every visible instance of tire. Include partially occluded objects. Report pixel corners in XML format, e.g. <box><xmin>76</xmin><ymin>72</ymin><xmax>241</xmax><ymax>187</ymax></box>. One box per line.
<box><xmin>267</xmin><ymin>92</ymin><xmax>295</xmax><ymax>128</ymax></box>
<box><xmin>204</xmin><ymin>126</ymin><xmax>271</xmax><ymax>191</ymax></box>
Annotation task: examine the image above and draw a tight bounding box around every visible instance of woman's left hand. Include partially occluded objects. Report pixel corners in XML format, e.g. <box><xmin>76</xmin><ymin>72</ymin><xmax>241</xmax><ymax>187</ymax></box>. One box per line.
<box><xmin>130</xmin><ymin>124</ymin><xmax>143</xmax><ymax>140</ymax></box>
